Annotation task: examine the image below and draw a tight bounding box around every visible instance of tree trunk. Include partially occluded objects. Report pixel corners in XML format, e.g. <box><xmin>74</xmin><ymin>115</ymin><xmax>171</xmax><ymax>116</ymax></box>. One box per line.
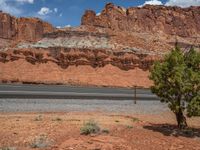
<box><xmin>175</xmin><ymin>108</ymin><xmax>188</xmax><ymax>129</ymax></box>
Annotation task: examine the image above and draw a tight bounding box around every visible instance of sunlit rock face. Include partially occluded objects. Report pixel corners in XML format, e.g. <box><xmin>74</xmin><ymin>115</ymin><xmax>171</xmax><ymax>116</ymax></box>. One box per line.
<box><xmin>82</xmin><ymin>3</ymin><xmax>200</xmax><ymax>37</ymax></box>
<box><xmin>0</xmin><ymin>4</ymin><xmax>199</xmax><ymax>87</ymax></box>
<box><xmin>0</xmin><ymin>12</ymin><xmax>54</xmax><ymax>42</ymax></box>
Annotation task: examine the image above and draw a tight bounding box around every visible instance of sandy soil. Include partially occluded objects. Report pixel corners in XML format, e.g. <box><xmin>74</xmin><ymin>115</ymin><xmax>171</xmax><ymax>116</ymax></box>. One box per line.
<box><xmin>0</xmin><ymin>112</ymin><xmax>200</xmax><ymax>150</ymax></box>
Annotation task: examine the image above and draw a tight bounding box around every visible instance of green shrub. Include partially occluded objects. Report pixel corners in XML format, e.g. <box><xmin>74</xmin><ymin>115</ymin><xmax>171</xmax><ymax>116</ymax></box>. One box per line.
<box><xmin>30</xmin><ymin>134</ymin><xmax>52</xmax><ymax>148</ymax></box>
<box><xmin>80</xmin><ymin>120</ymin><xmax>100</xmax><ymax>135</ymax></box>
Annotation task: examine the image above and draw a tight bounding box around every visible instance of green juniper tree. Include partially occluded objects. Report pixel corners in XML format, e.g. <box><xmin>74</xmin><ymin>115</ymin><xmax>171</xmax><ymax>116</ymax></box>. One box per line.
<box><xmin>150</xmin><ymin>46</ymin><xmax>200</xmax><ymax>129</ymax></box>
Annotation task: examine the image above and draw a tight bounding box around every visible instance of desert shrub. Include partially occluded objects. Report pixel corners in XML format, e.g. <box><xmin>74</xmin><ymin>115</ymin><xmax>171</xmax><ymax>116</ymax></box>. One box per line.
<box><xmin>80</xmin><ymin>120</ymin><xmax>100</xmax><ymax>135</ymax></box>
<box><xmin>132</xmin><ymin>118</ymin><xmax>139</xmax><ymax>122</ymax></box>
<box><xmin>102</xmin><ymin>129</ymin><xmax>110</xmax><ymax>134</ymax></box>
<box><xmin>52</xmin><ymin>117</ymin><xmax>62</xmax><ymax>121</ymax></box>
<box><xmin>34</xmin><ymin>115</ymin><xmax>42</xmax><ymax>121</ymax></box>
<box><xmin>126</xmin><ymin>125</ymin><xmax>133</xmax><ymax>129</ymax></box>
<box><xmin>30</xmin><ymin>134</ymin><xmax>52</xmax><ymax>148</ymax></box>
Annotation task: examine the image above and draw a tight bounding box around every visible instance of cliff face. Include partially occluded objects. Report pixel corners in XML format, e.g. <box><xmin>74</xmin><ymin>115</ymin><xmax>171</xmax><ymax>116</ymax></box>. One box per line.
<box><xmin>17</xmin><ymin>17</ymin><xmax>54</xmax><ymax>42</ymax></box>
<box><xmin>0</xmin><ymin>12</ymin><xmax>17</xmax><ymax>40</ymax></box>
<box><xmin>0</xmin><ymin>12</ymin><xmax>54</xmax><ymax>42</ymax></box>
<box><xmin>0</xmin><ymin>48</ymin><xmax>160</xmax><ymax>71</ymax></box>
<box><xmin>0</xmin><ymin>4</ymin><xmax>199</xmax><ymax>87</ymax></box>
<box><xmin>82</xmin><ymin>3</ymin><xmax>200</xmax><ymax>37</ymax></box>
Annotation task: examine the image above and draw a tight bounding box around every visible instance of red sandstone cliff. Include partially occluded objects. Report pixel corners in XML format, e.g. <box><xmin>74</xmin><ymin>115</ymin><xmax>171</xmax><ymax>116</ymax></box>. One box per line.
<box><xmin>0</xmin><ymin>12</ymin><xmax>54</xmax><ymax>42</ymax></box>
<box><xmin>82</xmin><ymin>3</ymin><xmax>200</xmax><ymax>37</ymax></box>
<box><xmin>81</xmin><ymin>3</ymin><xmax>200</xmax><ymax>54</ymax></box>
<box><xmin>0</xmin><ymin>4</ymin><xmax>199</xmax><ymax>88</ymax></box>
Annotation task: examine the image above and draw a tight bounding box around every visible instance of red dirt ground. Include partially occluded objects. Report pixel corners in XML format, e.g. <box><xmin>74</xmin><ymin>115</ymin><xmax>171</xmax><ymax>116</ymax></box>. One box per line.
<box><xmin>0</xmin><ymin>112</ymin><xmax>200</xmax><ymax>150</ymax></box>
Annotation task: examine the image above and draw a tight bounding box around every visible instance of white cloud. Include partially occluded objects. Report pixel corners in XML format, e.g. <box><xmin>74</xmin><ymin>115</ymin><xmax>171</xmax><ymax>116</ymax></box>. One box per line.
<box><xmin>38</xmin><ymin>7</ymin><xmax>52</xmax><ymax>15</ymax></box>
<box><xmin>59</xmin><ymin>13</ymin><xmax>62</xmax><ymax>17</ymax></box>
<box><xmin>0</xmin><ymin>0</ymin><xmax>35</xmax><ymax>15</ymax></box>
<box><xmin>142</xmin><ymin>0</ymin><xmax>163</xmax><ymax>6</ymax></box>
<box><xmin>0</xmin><ymin>0</ymin><xmax>22</xmax><ymax>15</ymax></box>
<box><xmin>96</xmin><ymin>12</ymin><xmax>101</xmax><ymax>16</ymax></box>
<box><xmin>16</xmin><ymin>0</ymin><xmax>34</xmax><ymax>4</ymax></box>
<box><xmin>140</xmin><ymin>0</ymin><xmax>200</xmax><ymax>7</ymax></box>
<box><xmin>54</xmin><ymin>8</ymin><xmax>58</xmax><ymax>13</ymax></box>
<box><xmin>165</xmin><ymin>0</ymin><xmax>200</xmax><ymax>7</ymax></box>
<box><xmin>56</xmin><ymin>25</ymin><xmax>71</xmax><ymax>29</ymax></box>
<box><xmin>65</xmin><ymin>25</ymin><xmax>71</xmax><ymax>28</ymax></box>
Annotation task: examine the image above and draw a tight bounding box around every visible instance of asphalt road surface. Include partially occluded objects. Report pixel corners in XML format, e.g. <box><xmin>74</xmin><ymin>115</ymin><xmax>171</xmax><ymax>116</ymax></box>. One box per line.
<box><xmin>0</xmin><ymin>84</ymin><xmax>167</xmax><ymax>113</ymax></box>
<box><xmin>0</xmin><ymin>84</ymin><xmax>159</xmax><ymax>100</ymax></box>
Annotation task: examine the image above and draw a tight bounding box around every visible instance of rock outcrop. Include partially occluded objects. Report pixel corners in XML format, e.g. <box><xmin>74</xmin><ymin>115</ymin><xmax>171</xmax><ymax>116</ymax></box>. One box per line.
<box><xmin>0</xmin><ymin>12</ymin><xmax>54</xmax><ymax>42</ymax></box>
<box><xmin>82</xmin><ymin>3</ymin><xmax>200</xmax><ymax>37</ymax></box>
<box><xmin>0</xmin><ymin>12</ymin><xmax>17</xmax><ymax>40</ymax></box>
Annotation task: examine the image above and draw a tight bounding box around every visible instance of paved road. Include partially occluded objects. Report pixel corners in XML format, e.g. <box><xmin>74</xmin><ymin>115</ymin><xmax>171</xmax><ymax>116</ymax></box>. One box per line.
<box><xmin>0</xmin><ymin>84</ymin><xmax>159</xmax><ymax>100</ymax></box>
<box><xmin>0</xmin><ymin>84</ymin><xmax>166</xmax><ymax>113</ymax></box>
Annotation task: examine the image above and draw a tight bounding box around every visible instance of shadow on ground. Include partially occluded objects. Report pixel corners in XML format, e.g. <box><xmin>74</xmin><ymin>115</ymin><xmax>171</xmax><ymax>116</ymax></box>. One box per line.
<box><xmin>143</xmin><ymin>124</ymin><xmax>200</xmax><ymax>138</ymax></box>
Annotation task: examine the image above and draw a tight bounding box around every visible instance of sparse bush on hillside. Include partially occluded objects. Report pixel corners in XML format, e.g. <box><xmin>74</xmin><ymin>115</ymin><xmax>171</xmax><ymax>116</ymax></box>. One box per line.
<box><xmin>80</xmin><ymin>120</ymin><xmax>100</xmax><ymax>135</ymax></box>
<box><xmin>30</xmin><ymin>134</ymin><xmax>52</xmax><ymax>148</ymax></box>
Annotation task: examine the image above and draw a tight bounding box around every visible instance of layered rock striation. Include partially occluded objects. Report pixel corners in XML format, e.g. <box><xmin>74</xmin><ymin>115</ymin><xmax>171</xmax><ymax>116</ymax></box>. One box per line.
<box><xmin>0</xmin><ymin>48</ymin><xmax>160</xmax><ymax>71</ymax></box>
<box><xmin>0</xmin><ymin>4</ymin><xmax>199</xmax><ymax>87</ymax></box>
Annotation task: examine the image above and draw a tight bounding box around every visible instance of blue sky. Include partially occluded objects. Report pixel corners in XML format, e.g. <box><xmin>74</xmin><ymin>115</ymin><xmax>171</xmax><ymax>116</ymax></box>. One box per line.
<box><xmin>0</xmin><ymin>0</ymin><xmax>199</xmax><ymax>27</ymax></box>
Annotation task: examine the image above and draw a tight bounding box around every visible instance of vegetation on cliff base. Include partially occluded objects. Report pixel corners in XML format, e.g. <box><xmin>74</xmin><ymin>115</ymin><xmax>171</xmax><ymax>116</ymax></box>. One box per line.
<box><xmin>150</xmin><ymin>46</ymin><xmax>200</xmax><ymax>129</ymax></box>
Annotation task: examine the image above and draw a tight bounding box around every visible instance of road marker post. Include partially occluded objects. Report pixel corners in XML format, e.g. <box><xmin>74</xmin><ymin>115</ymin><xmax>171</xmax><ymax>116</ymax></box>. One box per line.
<box><xmin>134</xmin><ymin>86</ymin><xmax>137</xmax><ymax>104</ymax></box>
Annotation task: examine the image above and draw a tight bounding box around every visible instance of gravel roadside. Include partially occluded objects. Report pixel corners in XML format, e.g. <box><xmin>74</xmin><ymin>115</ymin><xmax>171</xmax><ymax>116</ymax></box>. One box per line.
<box><xmin>0</xmin><ymin>99</ymin><xmax>169</xmax><ymax>114</ymax></box>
